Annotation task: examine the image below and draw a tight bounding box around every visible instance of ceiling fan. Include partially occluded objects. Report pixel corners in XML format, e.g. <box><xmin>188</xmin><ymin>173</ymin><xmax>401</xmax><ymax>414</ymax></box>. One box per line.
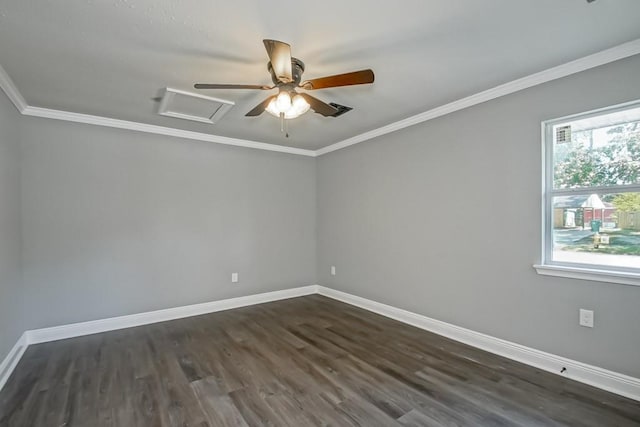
<box><xmin>194</xmin><ymin>39</ymin><xmax>374</xmax><ymax>122</ymax></box>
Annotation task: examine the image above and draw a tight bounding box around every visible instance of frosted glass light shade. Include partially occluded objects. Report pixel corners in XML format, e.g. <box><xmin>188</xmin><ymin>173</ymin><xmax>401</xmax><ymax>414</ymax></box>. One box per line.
<box><xmin>266</xmin><ymin>92</ymin><xmax>310</xmax><ymax>119</ymax></box>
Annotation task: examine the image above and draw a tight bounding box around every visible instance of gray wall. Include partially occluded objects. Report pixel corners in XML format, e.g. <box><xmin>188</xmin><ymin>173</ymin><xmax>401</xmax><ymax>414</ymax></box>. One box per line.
<box><xmin>19</xmin><ymin>118</ymin><xmax>316</xmax><ymax>329</ymax></box>
<box><xmin>3</xmin><ymin>53</ymin><xmax>640</xmax><ymax>381</ymax></box>
<box><xmin>0</xmin><ymin>90</ymin><xmax>22</xmax><ymax>362</ymax></box>
<box><xmin>317</xmin><ymin>54</ymin><xmax>640</xmax><ymax>378</ymax></box>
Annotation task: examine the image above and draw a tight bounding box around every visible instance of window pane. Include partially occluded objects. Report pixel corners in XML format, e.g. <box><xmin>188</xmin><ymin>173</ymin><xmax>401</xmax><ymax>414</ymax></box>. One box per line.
<box><xmin>552</xmin><ymin>192</ymin><xmax>640</xmax><ymax>269</ymax></box>
<box><xmin>552</xmin><ymin>109</ymin><xmax>640</xmax><ymax>190</ymax></box>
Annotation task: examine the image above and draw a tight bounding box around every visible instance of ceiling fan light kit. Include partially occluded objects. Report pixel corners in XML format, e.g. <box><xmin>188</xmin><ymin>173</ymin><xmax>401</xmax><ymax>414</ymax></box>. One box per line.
<box><xmin>266</xmin><ymin>91</ymin><xmax>310</xmax><ymax>119</ymax></box>
<box><xmin>194</xmin><ymin>39</ymin><xmax>374</xmax><ymax>135</ymax></box>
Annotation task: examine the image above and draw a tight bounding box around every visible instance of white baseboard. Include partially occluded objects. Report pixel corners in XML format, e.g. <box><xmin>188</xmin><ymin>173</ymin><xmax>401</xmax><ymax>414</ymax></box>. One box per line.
<box><xmin>0</xmin><ymin>285</ymin><xmax>317</xmax><ymax>392</ymax></box>
<box><xmin>0</xmin><ymin>332</ymin><xmax>28</xmax><ymax>392</ymax></box>
<box><xmin>27</xmin><ymin>285</ymin><xmax>318</xmax><ymax>344</ymax></box>
<box><xmin>3</xmin><ymin>284</ymin><xmax>639</xmax><ymax>402</ymax></box>
<box><xmin>316</xmin><ymin>285</ymin><xmax>640</xmax><ymax>402</ymax></box>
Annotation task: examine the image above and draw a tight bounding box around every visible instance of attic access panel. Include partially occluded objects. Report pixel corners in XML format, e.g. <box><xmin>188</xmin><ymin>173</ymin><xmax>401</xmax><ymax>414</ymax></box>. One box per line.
<box><xmin>158</xmin><ymin>88</ymin><xmax>234</xmax><ymax>124</ymax></box>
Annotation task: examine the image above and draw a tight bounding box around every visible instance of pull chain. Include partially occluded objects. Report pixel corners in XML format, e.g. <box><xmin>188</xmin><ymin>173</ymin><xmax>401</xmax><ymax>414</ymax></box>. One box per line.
<box><xmin>279</xmin><ymin>113</ymin><xmax>290</xmax><ymax>138</ymax></box>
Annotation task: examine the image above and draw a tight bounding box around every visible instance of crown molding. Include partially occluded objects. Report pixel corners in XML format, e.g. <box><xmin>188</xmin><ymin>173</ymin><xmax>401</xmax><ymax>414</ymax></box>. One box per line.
<box><xmin>0</xmin><ymin>63</ymin><xmax>315</xmax><ymax>156</ymax></box>
<box><xmin>22</xmin><ymin>106</ymin><xmax>317</xmax><ymax>157</ymax></box>
<box><xmin>3</xmin><ymin>39</ymin><xmax>640</xmax><ymax>157</ymax></box>
<box><xmin>0</xmin><ymin>64</ymin><xmax>27</xmax><ymax>113</ymax></box>
<box><xmin>316</xmin><ymin>38</ymin><xmax>640</xmax><ymax>156</ymax></box>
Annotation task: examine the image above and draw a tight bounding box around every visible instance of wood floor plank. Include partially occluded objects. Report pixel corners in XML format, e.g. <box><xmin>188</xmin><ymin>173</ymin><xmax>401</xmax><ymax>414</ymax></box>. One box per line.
<box><xmin>1</xmin><ymin>294</ymin><xmax>639</xmax><ymax>426</ymax></box>
<box><xmin>397</xmin><ymin>408</ymin><xmax>445</xmax><ymax>427</ymax></box>
<box><xmin>191</xmin><ymin>376</ymin><xmax>249</xmax><ymax>427</ymax></box>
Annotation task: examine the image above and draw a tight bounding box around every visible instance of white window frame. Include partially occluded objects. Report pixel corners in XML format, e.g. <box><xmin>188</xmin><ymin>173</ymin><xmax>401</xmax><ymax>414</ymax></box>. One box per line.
<box><xmin>534</xmin><ymin>100</ymin><xmax>640</xmax><ymax>287</ymax></box>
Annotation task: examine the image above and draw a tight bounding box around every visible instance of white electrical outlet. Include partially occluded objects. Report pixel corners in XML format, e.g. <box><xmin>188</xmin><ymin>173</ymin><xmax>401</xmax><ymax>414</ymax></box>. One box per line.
<box><xmin>331</xmin><ymin>266</ymin><xmax>336</xmax><ymax>276</ymax></box>
<box><xmin>579</xmin><ymin>309</ymin><xmax>594</xmax><ymax>328</ymax></box>
<box><xmin>231</xmin><ymin>272</ymin><xmax>239</xmax><ymax>283</ymax></box>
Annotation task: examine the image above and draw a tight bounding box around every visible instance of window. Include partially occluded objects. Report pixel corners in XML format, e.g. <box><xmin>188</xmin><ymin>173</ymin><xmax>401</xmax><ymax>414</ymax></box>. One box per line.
<box><xmin>536</xmin><ymin>101</ymin><xmax>640</xmax><ymax>286</ymax></box>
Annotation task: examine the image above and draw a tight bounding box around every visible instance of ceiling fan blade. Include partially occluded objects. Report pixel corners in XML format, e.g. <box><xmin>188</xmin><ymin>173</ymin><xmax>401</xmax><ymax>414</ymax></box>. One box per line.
<box><xmin>263</xmin><ymin>39</ymin><xmax>293</xmax><ymax>83</ymax></box>
<box><xmin>300</xmin><ymin>69</ymin><xmax>374</xmax><ymax>90</ymax></box>
<box><xmin>245</xmin><ymin>95</ymin><xmax>276</xmax><ymax>117</ymax></box>
<box><xmin>299</xmin><ymin>93</ymin><xmax>340</xmax><ymax>117</ymax></box>
<box><xmin>194</xmin><ymin>83</ymin><xmax>272</xmax><ymax>90</ymax></box>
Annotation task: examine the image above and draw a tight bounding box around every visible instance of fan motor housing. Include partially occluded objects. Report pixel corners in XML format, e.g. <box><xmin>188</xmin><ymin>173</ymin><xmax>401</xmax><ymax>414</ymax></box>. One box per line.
<box><xmin>268</xmin><ymin>58</ymin><xmax>305</xmax><ymax>85</ymax></box>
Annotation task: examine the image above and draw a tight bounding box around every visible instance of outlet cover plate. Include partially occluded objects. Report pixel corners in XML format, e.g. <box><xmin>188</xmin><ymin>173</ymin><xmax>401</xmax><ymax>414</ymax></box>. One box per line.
<box><xmin>579</xmin><ymin>309</ymin><xmax>594</xmax><ymax>328</ymax></box>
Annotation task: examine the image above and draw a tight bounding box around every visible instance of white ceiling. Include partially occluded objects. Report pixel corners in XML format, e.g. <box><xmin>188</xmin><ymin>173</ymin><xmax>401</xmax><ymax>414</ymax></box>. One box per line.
<box><xmin>1</xmin><ymin>0</ymin><xmax>640</xmax><ymax>150</ymax></box>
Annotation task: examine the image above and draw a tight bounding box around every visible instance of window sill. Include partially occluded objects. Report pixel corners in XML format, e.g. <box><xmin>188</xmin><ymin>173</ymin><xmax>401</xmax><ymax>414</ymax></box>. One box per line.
<box><xmin>533</xmin><ymin>264</ymin><xmax>640</xmax><ymax>287</ymax></box>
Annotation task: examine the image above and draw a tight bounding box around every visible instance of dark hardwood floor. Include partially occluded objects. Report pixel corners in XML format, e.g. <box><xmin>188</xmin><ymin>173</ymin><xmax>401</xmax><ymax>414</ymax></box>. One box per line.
<box><xmin>0</xmin><ymin>295</ymin><xmax>638</xmax><ymax>426</ymax></box>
